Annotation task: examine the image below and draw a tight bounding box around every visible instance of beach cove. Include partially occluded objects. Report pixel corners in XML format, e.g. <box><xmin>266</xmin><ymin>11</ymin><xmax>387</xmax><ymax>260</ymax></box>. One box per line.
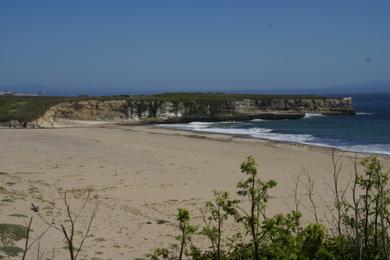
<box><xmin>1</xmin><ymin>125</ymin><xmax>389</xmax><ymax>259</ymax></box>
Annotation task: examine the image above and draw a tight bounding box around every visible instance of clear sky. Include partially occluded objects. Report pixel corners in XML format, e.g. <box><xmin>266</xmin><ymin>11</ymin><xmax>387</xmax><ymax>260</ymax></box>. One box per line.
<box><xmin>1</xmin><ymin>0</ymin><xmax>389</xmax><ymax>95</ymax></box>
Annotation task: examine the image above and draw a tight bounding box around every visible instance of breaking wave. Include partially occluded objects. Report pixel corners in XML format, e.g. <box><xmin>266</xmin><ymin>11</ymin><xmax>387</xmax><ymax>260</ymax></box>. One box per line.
<box><xmin>304</xmin><ymin>113</ymin><xmax>324</xmax><ymax>118</ymax></box>
<box><xmin>157</xmin><ymin>121</ymin><xmax>390</xmax><ymax>156</ymax></box>
<box><xmin>356</xmin><ymin>112</ymin><xmax>373</xmax><ymax>116</ymax></box>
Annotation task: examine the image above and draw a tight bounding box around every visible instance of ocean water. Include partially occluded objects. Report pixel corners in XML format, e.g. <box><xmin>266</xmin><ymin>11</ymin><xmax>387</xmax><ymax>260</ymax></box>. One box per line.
<box><xmin>158</xmin><ymin>94</ymin><xmax>390</xmax><ymax>156</ymax></box>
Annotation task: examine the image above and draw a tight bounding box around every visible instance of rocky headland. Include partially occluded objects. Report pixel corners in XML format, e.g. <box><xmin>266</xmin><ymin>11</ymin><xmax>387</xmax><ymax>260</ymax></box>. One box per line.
<box><xmin>0</xmin><ymin>93</ymin><xmax>354</xmax><ymax>128</ymax></box>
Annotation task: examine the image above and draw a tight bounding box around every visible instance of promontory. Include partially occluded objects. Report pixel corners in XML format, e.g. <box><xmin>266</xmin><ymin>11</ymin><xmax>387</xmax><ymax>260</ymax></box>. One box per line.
<box><xmin>0</xmin><ymin>93</ymin><xmax>354</xmax><ymax>128</ymax></box>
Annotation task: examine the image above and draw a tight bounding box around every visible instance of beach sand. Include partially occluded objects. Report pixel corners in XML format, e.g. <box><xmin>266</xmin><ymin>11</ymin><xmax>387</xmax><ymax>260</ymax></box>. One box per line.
<box><xmin>1</xmin><ymin>125</ymin><xmax>389</xmax><ymax>259</ymax></box>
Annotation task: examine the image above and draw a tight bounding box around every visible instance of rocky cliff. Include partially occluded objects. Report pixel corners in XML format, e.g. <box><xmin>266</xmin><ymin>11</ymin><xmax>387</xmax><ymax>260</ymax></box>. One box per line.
<box><xmin>34</xmin><ymin>95</ymin><xmax>354</xmax><ymax>127</ymax></box>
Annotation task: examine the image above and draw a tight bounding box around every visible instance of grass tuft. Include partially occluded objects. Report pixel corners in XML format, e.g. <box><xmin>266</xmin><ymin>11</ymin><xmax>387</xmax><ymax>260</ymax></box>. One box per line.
<box><xmin>0</xmin><ymin>245</ymin><xmax>24</xmax><ymax>257</ymax></box>
<box><xmin>0</xmin><ymin>223</ymin><xmax>28</xmax><ymax>241</ymax></box>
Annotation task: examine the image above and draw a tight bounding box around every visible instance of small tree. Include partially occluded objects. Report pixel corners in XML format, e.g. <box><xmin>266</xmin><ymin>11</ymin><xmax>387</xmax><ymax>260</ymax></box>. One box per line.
<box><xmin>200</xmin><ymin>191</ymin><xmax>238</xmax><ymax>259</ymax></box>
<box><xmin>236</xmin><ymin>156</ymin><xmax>277</xmax><ymax>260</ymax></box>
<box><xmin>177</xmin><ymin>208</ymin><xmax>196</xmax><ymax>260</ymax></box>
<box><xmin>331</xmin><ymin>155</ymin><xmax>390</xmax><ymax>260</ymax></box>
<box><xmin>358</xmin><ymin>156</ymin><xmax>389</xmax><ymax>259</ymax></box>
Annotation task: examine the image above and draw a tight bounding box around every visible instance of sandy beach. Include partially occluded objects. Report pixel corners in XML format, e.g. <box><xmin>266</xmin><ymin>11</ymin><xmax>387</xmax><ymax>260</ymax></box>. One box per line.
<box><xmin>1</xmin><ymin>125</ymin><xmax>389</xmax><ymax>259</ymax></box>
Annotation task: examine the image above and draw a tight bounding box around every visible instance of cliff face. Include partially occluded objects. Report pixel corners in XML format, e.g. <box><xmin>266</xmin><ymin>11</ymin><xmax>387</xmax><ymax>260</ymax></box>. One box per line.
<box><xmin>35</xmin><ymin>97</ymin><xmax>353</xmax><ymax>127</ymax></box>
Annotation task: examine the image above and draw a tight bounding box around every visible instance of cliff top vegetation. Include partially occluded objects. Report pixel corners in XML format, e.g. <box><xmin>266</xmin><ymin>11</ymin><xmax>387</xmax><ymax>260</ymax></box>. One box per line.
<box><xmin>0</xmin><ymin>93</ymin><xmax>330</xmax><ymax>122</ymax></box>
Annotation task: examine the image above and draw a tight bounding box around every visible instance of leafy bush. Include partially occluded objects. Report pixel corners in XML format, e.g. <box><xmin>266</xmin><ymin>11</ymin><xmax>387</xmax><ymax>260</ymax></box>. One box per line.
<box><xmin>145</xmin><ymin>155</ymin><xmax>390</xmax><ymax>260</ymax></box>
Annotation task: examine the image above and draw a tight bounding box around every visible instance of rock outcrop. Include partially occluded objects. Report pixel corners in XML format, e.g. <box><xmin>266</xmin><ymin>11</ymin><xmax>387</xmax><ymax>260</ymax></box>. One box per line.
<box><xmin>0</xmin><ymin>120</ymin><xmax>40</xmax><ymax>128</ymax></box>
<box><xmin>34</xmin><ymin>96</ymin><xmax>354</xmax><ymax>127</ymax></box>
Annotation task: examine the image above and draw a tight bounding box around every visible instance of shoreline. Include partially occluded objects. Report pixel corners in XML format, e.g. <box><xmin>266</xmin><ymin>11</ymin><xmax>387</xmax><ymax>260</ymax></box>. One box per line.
<box><xmin>1</xmin><ymin>125</ymin><xmax>389</xmax><ymax>259</ymax></box>
<box><xmin>4</xmin><ymin>120</ymin><xmax>388</xmax><ymax>158</ymax></box>
<box><xmin>148</xmin><ymin>124</ymin><xmax>390</xmax><ymax>158</ymax></box>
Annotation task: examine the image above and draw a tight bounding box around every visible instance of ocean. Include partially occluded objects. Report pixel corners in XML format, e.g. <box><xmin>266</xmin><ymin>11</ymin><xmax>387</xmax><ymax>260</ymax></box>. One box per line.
<box><xmin>158</xmin><ymin>93</ymin><xmax>390</xmax><ymax>156</ymax></box>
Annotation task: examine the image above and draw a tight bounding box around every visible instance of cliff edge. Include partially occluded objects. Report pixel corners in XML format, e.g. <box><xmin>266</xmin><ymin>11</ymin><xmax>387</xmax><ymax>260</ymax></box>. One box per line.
<box><xmin>31</xmin><ymin>94</ymin><xmax>354</xmax><ymax>128</ymax></box>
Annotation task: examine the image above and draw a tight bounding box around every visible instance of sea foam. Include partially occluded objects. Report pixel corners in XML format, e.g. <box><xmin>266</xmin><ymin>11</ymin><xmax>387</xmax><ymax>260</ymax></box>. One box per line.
<box><xmin>356</xmin><ymin>112</ymin><xmax>373</xmax><ymax>116</ymax></box>
<box><xmin>157</xmin><ymin>121</ymin><xmax>390</xmax><ymax>156</ymax></box>
<box><xmin>304</xmin><ymin>113</ymin><xmax>324</xmax><ymax>118</ymax></box>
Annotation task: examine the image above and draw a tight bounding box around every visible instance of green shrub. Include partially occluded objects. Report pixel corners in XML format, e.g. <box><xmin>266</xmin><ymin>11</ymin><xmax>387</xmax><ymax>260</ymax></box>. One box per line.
<box><xmin>0</xmin><ymin>223</ymin><xmax>28</xmax><ymax>242</ymax></box>
<box><xmin>0</xmin><ymin>245</ymin><xmax>24</xmax><ymax>257</ymax></box>
<box><xmin>142</xmin><ymin>155</ymin><xmax>390</xmax><ymax>259</ymax></box>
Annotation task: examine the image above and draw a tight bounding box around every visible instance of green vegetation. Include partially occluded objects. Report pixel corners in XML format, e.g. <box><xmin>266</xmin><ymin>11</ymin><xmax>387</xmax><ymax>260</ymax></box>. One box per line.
<box><xmin>236</xmin><ymin>156</ymin><xmax>278</xmax><ymax>260</ymax></box>
<box><xmin>0</xmin><ymin>223</ymin><xmax>28</xmax><ymax>257</ymax></box>
<box><xmin>1</xmin><ymin>153</ymin><xmax>388</xmax><ymax>259</ymax></box>
<box><xmin>0</xmin><ymin>224</ymin><xmax>28</xmax><ymax>241</ymax></box>
<box><xmin>0</xmin><ymin>245</ymin><xmax>24</xmax><ymax>257</ymax></box>
<box><xmin>0</xmin><ymin>96</ymin><xmax>69</xmax><ymax>122</ymax></box>
<box><xmin>177</xmin><ymin>208</ymin><xmax>197</xmax><ymax>260</ymax></box>
<box><xmin>0</xmin><ymin>198</ymin><xmax>13</xmax><ymax>203</ymax></box>
<box><xmin>129</xmin><ymin>92</ymin><xmax>327</xmax><ymax>102</ymax></box>
<box><xmin>0</xmin><ymin>93</ymin><xmax>328</xmax><ymax>122</ymax></box>
<box><xmin>200</xmin><ymin>191</ymin><xmax>238</xmax><ymax>260</ymax></box>
<box><xmin>144</xmin><ymin>155</ymin><xmax>390</xmax><ymax>260</ymax></box>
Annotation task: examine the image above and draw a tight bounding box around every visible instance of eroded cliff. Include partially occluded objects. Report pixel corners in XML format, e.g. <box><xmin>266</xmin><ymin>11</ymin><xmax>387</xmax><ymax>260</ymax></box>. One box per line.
<box><xmin>34</xmin><ymin>95</ymin><xmax>354</xmax><ymax>127</ymax></box>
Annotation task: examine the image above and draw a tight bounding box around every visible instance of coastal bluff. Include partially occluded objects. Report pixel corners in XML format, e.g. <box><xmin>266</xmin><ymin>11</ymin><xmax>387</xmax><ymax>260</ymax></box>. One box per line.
<box><xmin>31</xmin><ymin>94</ymin><xmax>353</xmax><ymax>128</ymax></box>
<box><xmin>0</xmin><ymin>93</ymin><xmax>354</xmax><ymax>128</ymax></box>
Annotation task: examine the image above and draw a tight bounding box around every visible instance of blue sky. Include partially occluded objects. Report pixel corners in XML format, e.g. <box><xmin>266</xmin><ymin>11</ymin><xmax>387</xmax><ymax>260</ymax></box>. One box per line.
<box><xmin>1</xmin><ymin>0</ymin><xmax>389</xmax><ymax>95</ymax></box>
